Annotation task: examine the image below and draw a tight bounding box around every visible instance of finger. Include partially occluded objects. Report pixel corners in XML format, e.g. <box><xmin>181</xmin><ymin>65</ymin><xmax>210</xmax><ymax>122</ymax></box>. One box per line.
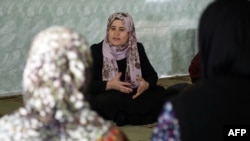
<box><xmin>137</xmin><ymin>76</ymin><xmax>143</xmax><ymax>81</ymax></box>
<box><xmin>120</xmin><ymin>82</ymin><xmax>131</xmax><ymax>87</ymax></box>
<box><xmin>121</xmin><ymin>85</ymin><xmax>133</xmax><ymax>91</ymax></box>
<box><xmin>132</xmin><ymin>88</ymin><xmax>142</xmax><ymax>99</ymax></box>
<box><xmin>120</xmin><ymin>88</ymin><xmax>125</xmax><ymax>93</ymax></box>
<box><xmin>137</xmin><ymin>86</ymin><xmax>143</xmax><ymax>94</ymax></box>
<box><xmin>120</xmin><ymin>87</ymin><xmax>132</xmax><ymax>94</ymax></box>
<box><xmin>132</xmin><ymin>92</ymin><xmax>140</xmax><ymax>99</ymax></box>
<box><xmin>122</xmin><ymin>86</ymin><xmax>133</xmax><ymax>93</ymax></box>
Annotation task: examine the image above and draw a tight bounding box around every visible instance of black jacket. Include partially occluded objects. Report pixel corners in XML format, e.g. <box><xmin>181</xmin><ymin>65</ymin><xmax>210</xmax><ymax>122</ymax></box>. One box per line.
<box><xmin>89</xmin><ymin>41</ymin><xmax>158</xmax><ymax>95</ymax></box>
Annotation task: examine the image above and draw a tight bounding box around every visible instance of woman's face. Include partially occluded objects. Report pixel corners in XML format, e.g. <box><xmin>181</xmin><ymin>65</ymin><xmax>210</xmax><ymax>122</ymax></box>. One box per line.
<box><xmin>108</xmin><ymin>19</ymin><xmax>129</xmax><ymax>46</ymax></box>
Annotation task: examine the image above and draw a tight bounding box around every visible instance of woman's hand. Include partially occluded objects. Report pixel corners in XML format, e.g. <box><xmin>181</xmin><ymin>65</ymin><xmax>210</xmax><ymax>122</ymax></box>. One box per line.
<box><xmin>106</xmin><ymin>72</ymin><xmax>133</xmax><ymax>94</ymax></box>
<box><xmin>132</xmin><ymin>77</ymin><xmax>149</xmax><ymax>99</ymax></box>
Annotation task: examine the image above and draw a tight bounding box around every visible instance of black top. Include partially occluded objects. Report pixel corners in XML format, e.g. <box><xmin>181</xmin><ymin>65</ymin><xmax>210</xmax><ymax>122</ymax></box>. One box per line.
<box><xmin>170</xmin><ymin>0</ymin><xmax>250</xmax><ymax>140</ymax></box>
<box><xmin>198</xmin><ymin>0</ymin><xmax>250</xmax><ymax>80</ymax></box>
<box><xmin>171</xmin><ymin>76</ymin><xmax>250</xmax><ymax>141</ymax></box>
<box><xmin>89</xmin><ymin>41</ymin><xmax>158</xmax><ymax>95</ymax></box>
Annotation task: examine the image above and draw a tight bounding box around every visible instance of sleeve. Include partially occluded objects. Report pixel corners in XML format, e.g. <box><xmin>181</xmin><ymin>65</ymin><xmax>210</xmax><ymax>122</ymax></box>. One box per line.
<box><xmin>89</xmin><ymin>43</ymin><xmax>108</xmax><ymax>95</ymax></box>
<box><xmin>151</xmin><ymin>102</ymin><xmax>181</xmax><ymax>141</ymax></box>
<box><xmin>137</xmin><ymin>43</ymin><xmax>158</xmax><ymax>88</ymax></box>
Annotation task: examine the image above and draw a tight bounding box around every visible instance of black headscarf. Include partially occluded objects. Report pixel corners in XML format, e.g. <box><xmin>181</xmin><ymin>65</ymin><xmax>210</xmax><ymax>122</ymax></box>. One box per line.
<box><xmin>198</xmin><ymin>0</ymin><xmax>250</xmax><ymax>80</ymax></box>
<box><xmin>170</xmin><ymin>1</ymin><xmax>250</xmax><ymax>140</ymax></box>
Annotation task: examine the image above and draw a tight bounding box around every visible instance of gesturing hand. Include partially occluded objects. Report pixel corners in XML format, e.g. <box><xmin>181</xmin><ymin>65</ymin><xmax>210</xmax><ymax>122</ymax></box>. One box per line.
<box><xmin>106</xmin><ymin>72</ymin><xmax>133</xmax><ymax>94</ymax></box>
<box><xmin>132</xmin><ymin>77</ymin><xmax>149</xmax><ymax>99</ymax></box>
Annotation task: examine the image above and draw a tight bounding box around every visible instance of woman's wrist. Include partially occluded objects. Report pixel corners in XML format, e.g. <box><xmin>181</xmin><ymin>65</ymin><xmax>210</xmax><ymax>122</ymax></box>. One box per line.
<box><xmin>106</xmin><ymin>80</ymin><xmax>111</xmax><ymax>90</ymax></box>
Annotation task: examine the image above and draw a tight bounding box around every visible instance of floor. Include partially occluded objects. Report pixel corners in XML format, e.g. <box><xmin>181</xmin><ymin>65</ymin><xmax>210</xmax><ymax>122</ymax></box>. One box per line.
<box><xmin>121</xmin><ymin>75</ymin><xmax>191</xmax><ymax>141</ymax></box>
<box><xmin>0</xmin><ymin>75</ymin><xmax>191</xmax><ymax>141</ymax></box>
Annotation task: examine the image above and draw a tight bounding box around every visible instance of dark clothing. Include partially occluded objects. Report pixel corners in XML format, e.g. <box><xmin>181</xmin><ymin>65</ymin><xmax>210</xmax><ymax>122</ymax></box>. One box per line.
<box><xmin>164</xmin><ymin>52</ymin><xmax>201</xmax><ymax>98</ymax></box>
<box><xmin>188</xmin><ymin>52</ymin><xmax>200</xmax><ymax>84</ymax></box>
<box><xmin>199</xmin><ymin>0</ymin><xmax>250</xmax><ymax>80</ymax></box>
<box><xmin>169</xmin><ymin>0</ymin><xmax>250</xmax><ymax>141</ymax></box>
<box><xmin>164</xmin><ymin>82</ymin><xmax>189</xmax><ymax>98</ymax></box>
<box><xmin>90</xmin><ymin>41</ymin><xmax>158</xmax><ymax>95</ymax></box>
<box><xmin>171</xmin><ymin>77</ymin><xmax>250</xmax><ymax>141</ymax></box>
<box><xmin>89</xmin><ymin>41</ymin><xmax>168</xmax><ymax>126</ymax></box>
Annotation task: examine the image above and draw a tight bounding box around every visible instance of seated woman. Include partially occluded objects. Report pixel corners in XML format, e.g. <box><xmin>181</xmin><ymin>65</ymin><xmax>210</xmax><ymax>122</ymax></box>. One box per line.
<box><xmin>89</xmin><ymin>12</ymin><xmax>168</xmax><ymax>126</ymax></box>
<box><xmin>0</xmin><ymin>26</ymin><xmax>128</xmax><ymax>141</ymax></box>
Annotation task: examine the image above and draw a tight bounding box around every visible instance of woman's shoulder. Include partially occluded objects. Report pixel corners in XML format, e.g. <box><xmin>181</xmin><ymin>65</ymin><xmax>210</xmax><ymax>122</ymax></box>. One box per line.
<box><xmin>136</xmin><ymin>42</ymin><xmax>146</xmax><ymax>52</ymax></box>
<box><xmin>90</xmin><ymin>41</ymin><xmax>103</xmax><ymax>49</ymax></box>
<box><xmin>90</xmin><ymin>41</ymin><xmax>103</xmax><ymax>56</ymax></box>
<box><xmin>137</xmin><ymin>42</ymin><xmax>143</xmax><ymax>47</ymax></box>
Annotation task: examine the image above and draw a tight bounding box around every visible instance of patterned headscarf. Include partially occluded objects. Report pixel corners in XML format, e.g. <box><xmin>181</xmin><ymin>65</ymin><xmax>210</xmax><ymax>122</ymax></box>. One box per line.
<box><xmin>0</xmin><ymin>26</ymin><xmax>112</xmax><ymax>141</ymax></box>
<box><xmin>102</xmin><ymin>12</ymin><xmax>142</xmax><ymax>88</ymax></box>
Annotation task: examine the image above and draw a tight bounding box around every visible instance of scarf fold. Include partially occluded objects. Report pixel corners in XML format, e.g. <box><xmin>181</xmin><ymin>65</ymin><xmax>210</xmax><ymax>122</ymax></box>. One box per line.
<box><xmin>102</xmin><ymin>12</ymin><xmax>142</xmax><ymax>88</ymax></box>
